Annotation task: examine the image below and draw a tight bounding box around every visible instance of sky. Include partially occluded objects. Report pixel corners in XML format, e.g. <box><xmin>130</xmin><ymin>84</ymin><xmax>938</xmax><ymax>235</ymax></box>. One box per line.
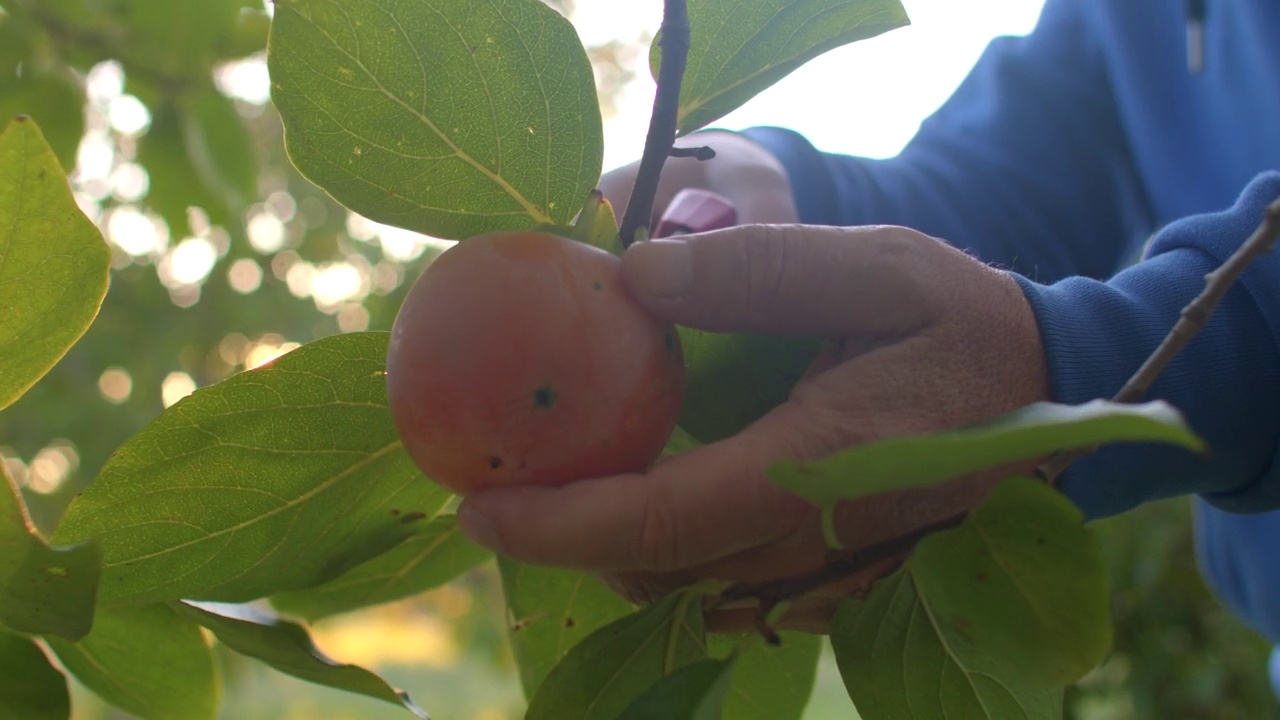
<box><xmin>575</xmin><ymin>0</ymin><xmax>1048</xmax><ymax>170</ymax></box>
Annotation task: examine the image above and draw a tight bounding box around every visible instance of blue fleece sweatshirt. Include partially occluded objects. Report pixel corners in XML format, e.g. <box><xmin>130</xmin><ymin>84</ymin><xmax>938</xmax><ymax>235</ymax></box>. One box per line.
<box><xmin>739</xmin><ymin>0</ymin><xmax>1280</xmax><ymax>679</ymax></box>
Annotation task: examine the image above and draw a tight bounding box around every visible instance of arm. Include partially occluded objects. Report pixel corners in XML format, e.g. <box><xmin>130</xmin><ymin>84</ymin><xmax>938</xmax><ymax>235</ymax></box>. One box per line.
<box><xmin>743</xmin><ymin>0</ymin><xmax>1153</xmax><ymax>283</ymax></box>
<box><xmin>1017</xmin><ymin>172</ymin><xmax>1280</xmax><ymax>519</ymax></box>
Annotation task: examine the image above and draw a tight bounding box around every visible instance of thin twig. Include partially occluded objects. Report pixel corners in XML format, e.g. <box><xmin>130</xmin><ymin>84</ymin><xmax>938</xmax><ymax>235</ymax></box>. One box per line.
<box><xmin>1037</xmin><ymin>195</ymin><xmax>1280</xmax><ymax>483</ymax></box>
<box><xmin>719</xmin><ymin>194</ymin><xmax>1280</xmax><ymax>629</ymax></box>
<box><xmin>669</xmin><ymin>145</ymin><xmax>716</xmax><ymax>160</ymax></box>
<box><xmin>618</xmin><ymin>0</ymin><xmax>691</xmax><ymax>249</ymax></box>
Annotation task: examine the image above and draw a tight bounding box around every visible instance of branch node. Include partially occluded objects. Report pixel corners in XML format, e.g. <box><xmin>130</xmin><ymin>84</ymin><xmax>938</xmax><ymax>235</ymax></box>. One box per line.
<box><xmin>669</xmin><ymin>145</ymin><xmax>716</xmax><ymax>161</ymax></box>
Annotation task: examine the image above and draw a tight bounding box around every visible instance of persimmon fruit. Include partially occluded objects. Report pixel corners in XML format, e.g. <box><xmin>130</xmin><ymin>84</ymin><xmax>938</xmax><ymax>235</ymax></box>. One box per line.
<box><xmin>386</xmin><ymin>230</ymin><xmax>684</xmax><ymax>495</ymax></box>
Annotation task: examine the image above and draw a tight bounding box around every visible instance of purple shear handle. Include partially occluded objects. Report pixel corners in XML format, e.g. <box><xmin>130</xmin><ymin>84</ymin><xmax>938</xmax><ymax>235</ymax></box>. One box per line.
<box><xmin>654</xmin><ymin>188</ymin><xmax>738</xmax><ymax>238</ymax></box>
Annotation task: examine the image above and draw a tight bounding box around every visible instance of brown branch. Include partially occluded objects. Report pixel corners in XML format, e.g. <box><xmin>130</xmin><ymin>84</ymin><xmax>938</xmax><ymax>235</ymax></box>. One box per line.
<box><xmin>618</xmin><ymin>0</ymin><xmax>691</xmax><ymax>249</ymax></box>
<box><xmin>718</xmin><ymin>194</ymin><xmax>1280</xmax><ymax>634</ymax></box>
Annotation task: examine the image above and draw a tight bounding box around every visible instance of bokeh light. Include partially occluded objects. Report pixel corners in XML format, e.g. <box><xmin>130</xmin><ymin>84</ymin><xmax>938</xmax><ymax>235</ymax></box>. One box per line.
<box><xmin>228</xmin><ymin>258</ymin><xmax>264</xmax><ymax>294</ymax></box>
<box><xmin>98</xmin><ymin>367</ymin><xmax>133</xmax><ymax>404</ymax></box>
<box><xmin>161</xmin><ymin>372</ymin><xmax>197</xmax><ymax>408</ymax></box>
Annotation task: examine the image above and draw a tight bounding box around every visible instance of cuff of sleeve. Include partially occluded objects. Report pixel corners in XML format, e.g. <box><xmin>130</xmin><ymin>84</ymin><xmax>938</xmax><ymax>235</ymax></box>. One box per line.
<box><xmin>1010</xmin><ymin>242</ymin><xmax>1280</xmax><ymax>518</ymax></box>
<box><xmin>737</xmin><ymin>126</ymin><xmax>843</xmax><ymax>226</ymax></box>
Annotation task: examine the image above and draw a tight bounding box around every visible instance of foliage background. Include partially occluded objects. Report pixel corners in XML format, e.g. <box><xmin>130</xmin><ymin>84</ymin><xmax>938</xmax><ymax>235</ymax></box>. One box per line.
<box><xmin>0</xmin><ymin>0</ymin><xmax>1274</xmax><ymax>717</ymax></box>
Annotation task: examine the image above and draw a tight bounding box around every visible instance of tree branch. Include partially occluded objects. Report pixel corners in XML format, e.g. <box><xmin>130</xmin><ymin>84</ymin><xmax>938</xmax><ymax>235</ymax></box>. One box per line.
<box><xmin>1036</xmin><ymin>195</ymin><xmax>1280</xmax><ymax>483</ymax></box>
<box><xmin>719</xmin><ymin>194</ymin><xmax>1280</xmax><ymax>633</ymax></box>
<box><xmin>618</xmin><ymin>0</ymin><xmax>691</xmax><ymax>249</ymax></box>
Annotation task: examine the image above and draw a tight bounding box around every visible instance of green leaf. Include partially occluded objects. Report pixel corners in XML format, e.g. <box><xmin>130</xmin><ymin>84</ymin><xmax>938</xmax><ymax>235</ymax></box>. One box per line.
<box><xmin>0</xmin><ymin>461</ymin><xmax>100</xmax><ymax>641</ymax></box>
<box><xmin>175</xmin><ymin>601</ymin><xmax>428</xmax><ymax>719</ymax></box>
<box><xmin>268</xmin><ymin>0</ymin><xmax>604</xmax><ymax>240</ymax></box>
<box><xmin>44</xmin><ymin>604</ymin><xmax>217</xmax><ymax>720</ymax></box>
<box><xmin>270</xmin><ymin>513</ymin><xmax>491</xmax><ymax>621</ymax></box>
<box><xmin>498</xmin><ymin>557</ymin><xmax>635</xmax><ymax>699</ymax></box>
<box><xmin>831</xmin><ymin>478</ymin><xmax>1109</xmax><ymax>719</ymax></box>
<box><xmin>140</xmin><ymin>86</ymin><xmax>256</xmax><ymax>235</ymax></box>
<box><xmin>677</xmin><ymin>329</ymin><xmax>821</xmax><ymax>444</ymax></box>
<box><xmin>526</xmin><ymin>589</ymin><xmax>707</xmax><ymax>720</ymax></box>
<box><xmin>618</xmin><ymin>657</ymin><xmax>736</xmax><ymax>720</ymax></box>
<box><xmin>52</xmin><ymin>332</ymin><xmax>452</xmax><ymax>606</ymax></box>
<box><xmin>770</xmin><ymin>400</ymin><xmax>1206</xmax><ymax>508</ymax></box>
<box><xmin>0</xmin><ymin>117</ymin><xmax>111</xmax><ymax>411</ymax></box>
<box><xmin>654</xmin><ymin>0</ymin><xmax>909</xmax><ymax>135</ymax></box>
<box><xmin>37</xmin><ymin>0</ymin><xmax>261</xmax><ymax>82</ymax></box>
<box><xmin>708</xmin><ymin>632</ymin><xmax>822</xmax><ymax>720</ymax></box>
<box><xmin>0</xmin><ymin>632</ymin><xmax>69</xmax><ymax>720</ymax></box>
<box><xmin>0</xmin><ymin>15</ymin><xmax>84</xmax><ymax>171</ymax></box>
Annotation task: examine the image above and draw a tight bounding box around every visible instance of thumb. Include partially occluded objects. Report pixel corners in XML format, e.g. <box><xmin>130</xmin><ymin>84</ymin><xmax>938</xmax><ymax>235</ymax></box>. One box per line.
<box><xmin>620</xmin><ymin>224</ymin><xmax>945</xmax><ymax>337</ymax></box>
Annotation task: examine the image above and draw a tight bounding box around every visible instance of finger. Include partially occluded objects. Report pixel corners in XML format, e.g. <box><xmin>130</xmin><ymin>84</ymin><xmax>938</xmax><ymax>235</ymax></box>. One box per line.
<box><xmin>620</xmin><ymin>224</ymin><xmax>950</xmax><ymax>337</ymax></box>
<box><xmin>456</xmin><ymin>403</ymin><xmax>819</xmax><ymax>573</ymax></box>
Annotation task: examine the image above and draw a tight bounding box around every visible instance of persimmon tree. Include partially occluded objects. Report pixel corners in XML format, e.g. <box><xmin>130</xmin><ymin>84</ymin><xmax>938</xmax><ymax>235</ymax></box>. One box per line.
<box><xmin>1</xmin><ymin>0</ymin><xmax>1276</xmax><ymax>718</ymax></box>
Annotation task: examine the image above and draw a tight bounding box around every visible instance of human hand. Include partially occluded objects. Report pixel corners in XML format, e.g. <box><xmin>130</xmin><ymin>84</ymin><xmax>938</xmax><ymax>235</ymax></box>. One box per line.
<box><xmin>598</xmin><ymin>131</ymin><xmax>799</xmax><ymax>227</ymax></box>
<box><xmin>457</xmin><ymin>224</ymin><xmax>1052</xmax><ymax>633</ymax></box>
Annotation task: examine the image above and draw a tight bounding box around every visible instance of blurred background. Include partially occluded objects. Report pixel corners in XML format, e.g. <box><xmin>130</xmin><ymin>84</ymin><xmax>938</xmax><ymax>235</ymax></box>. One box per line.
<box><xmin>0</xmin><ymin>0</ymin><xmax>1275</xmax><ymax>717</ymax></box>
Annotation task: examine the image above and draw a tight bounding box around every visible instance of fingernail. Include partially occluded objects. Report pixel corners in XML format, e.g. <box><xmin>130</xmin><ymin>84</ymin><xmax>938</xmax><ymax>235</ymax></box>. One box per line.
<box><xmin>625</xmin><ymin>239</ymin><xmax>693</xmax><ymax>300</ymax></box>
<box><xmin>458</xmin><ymin>503</ymin><xmax>501</xmax><ymax>551</ymax></box>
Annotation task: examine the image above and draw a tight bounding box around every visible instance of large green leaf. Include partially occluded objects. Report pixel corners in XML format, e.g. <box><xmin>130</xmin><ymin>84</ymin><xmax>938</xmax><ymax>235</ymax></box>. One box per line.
<box><xmin>52</xmin><ymin>332</ymin><xmax>452</xmax><ymax>606</ymax></box>
<box><xmin>709</xmin><ymin>632</ymin><xmax>821</xmax><ymax>720</ymax></box>
<box><xmin>770</xmin><ymin>400</ymin><xmax>1205</xmax><ymax>508</ymax></box>
<box><xmin>0</xmin><ymin>632</ymin><xmax>69</xmax><ymax>720</ymax></box>
<box><xmin>618</xmin><ymin>657</ymin><xmax>736</xmax><ymax>720</ymax></box>
<box><xmin>0</xmin><ymin>117</ymin><xmax>111</xmax><ymax>411</ymax></box>
<box><xmin>654</xmin><ymin>0</ymin><xmax>909</xmax><ymax>135</ymax></box>
<box><xmin>498</xmin><ymin>557</ymin><xmax>635</xmax><ymax>699</ymax></box>
<box><xmin>0</xmin><ymin>437</ymin><xmax>100</xmax><ymax>641</ymax></box>
<box><xmin>176</xmin><ymin>601</ymin><xmax>428</xmax><ymax>718</ymax></box>
<box><xmin>526</xmin><ymin>590</ymin><xmax>707</xmax><ymax>720</ymax></box>
<box><xmin>270</xmin><ymin>513</ymin><xmax>490</xmax><ymax>621</ymax></box>
<box><xmin>677</xmin><ymin>329</ymin><xmax>821</xmax><ymax>444</ymax></box>
<box><xmin>831</xmin><ymin>478</ymin><xmax>1109</xmax><ymax>719</ymax></box>
<box><xmin>268</xmin><ymin>0</ymin><xmax>603</xmax><ymax>240</ymax></box>
<box><xmin>44</xmin><ymin>604</ymin><xmax>217</xmax><ymax>720</ymax></box>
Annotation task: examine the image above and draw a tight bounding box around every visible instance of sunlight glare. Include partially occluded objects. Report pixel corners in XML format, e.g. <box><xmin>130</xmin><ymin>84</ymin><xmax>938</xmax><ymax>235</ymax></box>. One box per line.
<box><xmin>108</xmin><ymin>94</ymin><xmax>151</xmax><ymax>136</ymax></box>
<box><xmin>106</xmin><ymin>206</ymin><xmax>167</xmax><ymax>258</ymax></box>
<box><xmin>162</xmin><ymin>237</ymin><xmax>219</xmax><ymax>286</ymax></box>
<box><xmin>161</xmin><ymin>372</ymin><xmax>197</xmax><ymax>408</ymax></box>
<box><xmin>214</xmin><ymin>53</ymin><xmax>272</xmax><ymax>105</ymax></box>
<box><xmin>247</xmin><ymin>209</ymin><xmax>287</xmax><ymax>254</ymax></box>
<box><xmin>98</xmin><ymin>367</ymin><xmax>133</xmax><ymax>404</ymax></box>
<box><xmin>228</xmin><ymin>258</ymin><xmax>264</xmax><ymax>294</ymax></box>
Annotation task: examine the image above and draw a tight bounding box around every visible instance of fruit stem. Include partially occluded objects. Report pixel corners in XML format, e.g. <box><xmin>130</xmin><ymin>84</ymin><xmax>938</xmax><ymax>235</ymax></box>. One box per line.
<box><xmin>618</xmin><ymin>0</ymin><xmax>691</xmax><ymax>250</ymax></box>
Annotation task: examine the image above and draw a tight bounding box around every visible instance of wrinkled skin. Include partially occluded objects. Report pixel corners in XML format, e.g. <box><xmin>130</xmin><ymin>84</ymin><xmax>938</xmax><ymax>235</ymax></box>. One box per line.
<box><xmin>386</xmin><ymin>231</ymin><xmax>684</xmax><ymax>496</ymax></box>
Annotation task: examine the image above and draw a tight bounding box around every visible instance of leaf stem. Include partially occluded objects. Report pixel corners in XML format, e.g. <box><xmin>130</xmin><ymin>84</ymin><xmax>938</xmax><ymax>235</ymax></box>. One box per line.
<box><xmin>618</xmin><ymin>0</ymin><xmax>691</xmax><ymax>249</ymax></box>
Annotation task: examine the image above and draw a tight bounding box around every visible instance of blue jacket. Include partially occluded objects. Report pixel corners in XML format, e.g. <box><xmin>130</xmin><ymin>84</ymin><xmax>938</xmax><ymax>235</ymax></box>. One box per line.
<box><xmin>741</xmin><ymin>0</ymin><xmax>1280</xmax><ymax>685</ymax></box>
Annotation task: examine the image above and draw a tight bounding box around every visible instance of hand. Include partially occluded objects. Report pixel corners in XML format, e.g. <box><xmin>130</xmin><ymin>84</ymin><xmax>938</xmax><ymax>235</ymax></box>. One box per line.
<box><xmin>457</xmin><ymin>224</ymin><xmax>1052</xmax><ymax>633</ymax></box>
<box><xmin>598</xmin><ymin>131</ymin><xmax>799</xmax><ymax>226</ymax></box>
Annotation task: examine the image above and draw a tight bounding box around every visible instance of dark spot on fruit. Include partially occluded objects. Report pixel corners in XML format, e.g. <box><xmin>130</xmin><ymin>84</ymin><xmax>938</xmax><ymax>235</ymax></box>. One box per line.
<box><xmin>489</xmin><ymin>455</ymin><xmax>503</xmax><ymax>469</ymax></box>
<box><xmin>533</xmin><ymin>384</ymin><xmax>557</xmax><ymax>410</ymax></box>
<box><xmin>1036</xmin><ymin>536</ymin><xmax>1046</xmax><ymax>545</ymax></box>
<box><xmin>400</xmin><ymin>511</ymin><xmax>427</xmax><ymax>524</ymax></box>
<box><xmin>591</xmin><ymin>280</ymin><xmax>603</xmax><ymax>291</ymax></box>
<box><xmin>563</xmin><ymin>616</ymin><xmax>576</xmax><ymax>628</ymax></box>
<box><xmin>975</xmin><ymin>572</ymin><xmax>986</xmax><ymax>582</ymax></box>
<box><xmin>663</xmin><ymin>328</ymin><xmax>676</xmax><ymax>355</ymax></box>
<box><xmin>390</xmin><ymin>509</ymin><xmax>401</xmax><ymax>516</ymax></box>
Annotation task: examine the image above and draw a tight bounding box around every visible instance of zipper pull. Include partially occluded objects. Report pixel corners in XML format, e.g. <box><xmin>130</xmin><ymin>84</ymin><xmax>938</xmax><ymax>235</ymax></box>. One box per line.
<box><xmin>1186</xmin><ymin>0</ymin><xmax>1205</xmax><ymax>74</ymax></box>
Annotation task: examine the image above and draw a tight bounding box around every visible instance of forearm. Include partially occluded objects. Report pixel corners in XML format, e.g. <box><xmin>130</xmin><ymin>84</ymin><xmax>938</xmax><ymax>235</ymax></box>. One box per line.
<box><xmin>1014</xmin><ymin>173</ymin><xmax>1280</xmax><ymax>519</ymax></box>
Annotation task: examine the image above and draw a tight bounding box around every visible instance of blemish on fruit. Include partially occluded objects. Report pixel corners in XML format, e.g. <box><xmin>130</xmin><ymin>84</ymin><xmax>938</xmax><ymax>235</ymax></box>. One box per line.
<box><xmin>663</xmin><ymin>328</ymin><xmax>676</xmax><ymax>355</ymax></box>
<box><xmin>563</xmin><ymin>616</ymin><xmax>576</xmax><ymax>628</ymax></box>
<box><xmin>390</xmin><ymin>508</ymin><xmax>401</xmax><ymax>516</ymax></box>
<box><xmin>400</xmin><ymin>511</ymin><xmax>427</xmax><ymax>524</ymax></box>
<box><xmin>975</xmin><ymin>572</ymin><xmax>987</xmax><ymax>582</ymax></box>
<box><xmin>488</xmin><ymin>455</ymin><xmax>504</xmax><ymax>469</ymax></box>
<box><xmin>353</xmin><ymin>145</ymin><xmax>363</xmax><ymax>156</ymax></box>
<box><xmin>591</xmin><ymin>280</ymin><xmax>603</xmax><ymax>291</ymax></box>
<box><xmin>533</xmin><ymin>384</ymin><xmax>557</xmax><ymax>410</ymax></box>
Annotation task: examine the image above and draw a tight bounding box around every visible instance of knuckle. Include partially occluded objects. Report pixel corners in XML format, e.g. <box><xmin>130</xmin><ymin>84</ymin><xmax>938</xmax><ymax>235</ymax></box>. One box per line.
<box><xmin>738</xmin><ymin>226</ymin><xmax>792</xmax><ymax>316</ymax></box>
<box><xmin>632</xmin><ymin>496</ymin><xmax>684</xmax><ymax>572</ymax></box>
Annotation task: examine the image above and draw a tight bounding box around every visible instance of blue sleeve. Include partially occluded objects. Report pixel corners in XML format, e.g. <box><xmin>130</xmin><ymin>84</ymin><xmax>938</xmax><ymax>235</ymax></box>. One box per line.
<box><xmin>1194</xmin><ymin>503</ymin><xmax>1280</xmax><ymax>645</ymax></box>
<box><xmin>742</xmin><ymin>0</ymin><xmax>1154</xmax><ymax>283</ymax></box>
<box><xmin>1014</xmin><ymin>172</ymin><xmax>1280</xmax><ymax>519</ymax></box>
